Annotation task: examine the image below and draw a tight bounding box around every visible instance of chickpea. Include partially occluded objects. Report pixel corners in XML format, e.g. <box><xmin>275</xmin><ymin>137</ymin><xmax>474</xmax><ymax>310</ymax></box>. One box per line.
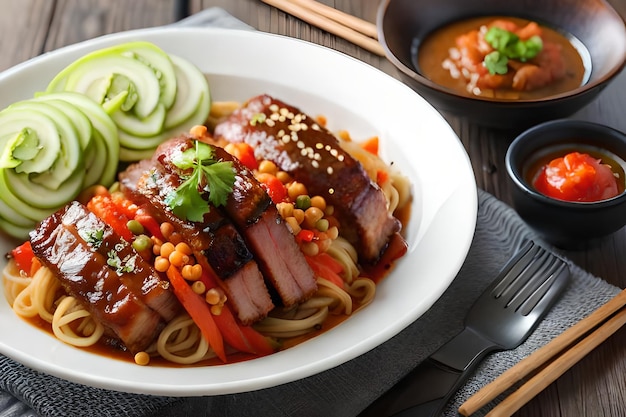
<box><xmin>258</xmin><ymin>160</ymin><xmax>278</xmax><ymax>175</ymax></box>
<box><xmin>175</xmin><ymin>242</ymin><xmax>192</xmax><ymax>256</ymax></box>
<box><xmin>276</xmin><ymin>171</ymin><xmax>292</xmax><ymax>183</ymax></box>
<box><xmin>287</xmin><ymin>182</ymin><xmax>308</xmax><ymax>200</ymax></box>
<box><xmin>310</xmin><ymin>196</ymin><xmax>327</xmax><ymax>211</ymax></box>
<box><xmin>292</xmin><ymin>208</ymin><xmax>305</xmax><ymax>225</ymax></box>
<box><xmin>182</xmin><ymin>264</ymin><xmax>203</xmax><ymax>281</ymax></box>
<box><xmin>134</xmin><ymin>352</ymin><xmax>150</xmax><ymax>366</ymax></box>
<box><xmin>277</xmin><ymin>202</ymin><xmax>294</xmax><ymax>218</ymax></box>
<box><xmin>191</xmin><ymin>281</ymin><xmax>206</xmax><ymax>295</ymax></box>
<box><xmin>304</xmin><ymin>207</ymin><xmax>324</xmax><ymax>228</ymax></box>
<box><xmin>169</xmin><ymin>250</ymin><xmax>189</xmax><ymax>267</ymax></box>
<box><xmin>301</xmin><ymin>242</ymin><xmax>319</xmax><ymax>256</ymax></box>
<box><xmin>160</xmin><ymin>222</ymin><xmax>175</xmax><ymax>240</ymax></box>
<box><xmin>160</xmin><ymin>242</ymin><xmax>176</xmax><ymax>258</ymax></box>
<box><xmin>154</xmin><ymin>256</ymin><xmax>170</xmax><ymax>272</ymax></box>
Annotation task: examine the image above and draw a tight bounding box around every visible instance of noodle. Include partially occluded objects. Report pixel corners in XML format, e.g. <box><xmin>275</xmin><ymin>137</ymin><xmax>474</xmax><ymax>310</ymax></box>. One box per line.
<box><xmin>52</xmin><ymin>296</ymin><xmax>105</xmax><ymax>346</ymax></box>
<box><xmin>156</xmin><ymin>314</ymin><xmax>214</xmax><ymax>364</ymax></box>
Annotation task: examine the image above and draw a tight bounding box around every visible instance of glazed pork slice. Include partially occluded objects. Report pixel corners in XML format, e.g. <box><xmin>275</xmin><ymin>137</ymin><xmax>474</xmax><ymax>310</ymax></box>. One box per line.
<box><xmin>213</xmin><ymin>94</ymin><xmax>401</xmax><ymax>263</ymax></box>
<box><xmin>119</xmin><ymin>143</ymin><xmax>275</xmax><ymax>325</ymax></box>
<box><xmin>29</xmin><ymin>201</ymin><xmax>164</xmax><ymax>353</ymax></box>
<box><xmin>69</xmin><ymin>202</ymin><xmax>181</xmax><ymax>322</ymax></box>
<box><xmin>209</xmin><ymin>145</ymin><xmax>318</xmax><ymax>307</ymax></box>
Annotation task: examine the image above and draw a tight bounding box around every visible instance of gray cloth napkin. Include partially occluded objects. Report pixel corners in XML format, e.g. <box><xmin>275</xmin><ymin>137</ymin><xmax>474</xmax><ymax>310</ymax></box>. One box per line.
<box><xmin>0</xmin><ymin>8</ymin><xmax>622</xmax><ymax>417</ymax></box>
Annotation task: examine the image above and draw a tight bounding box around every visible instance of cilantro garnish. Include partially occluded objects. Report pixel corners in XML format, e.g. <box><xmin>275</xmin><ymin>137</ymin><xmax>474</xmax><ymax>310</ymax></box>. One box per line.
<box><xmin>80</xmin><ymin>228</ymin><xmax>105</xmax><ymax>248</ymax></box>
<box><xmin>165</xmin><ymin>141</ymin><xmax>236</xmax><ymax>222</ymax></box>
<box><xmin>483</xmin><ymin>27</ymin><xmax>543</xmax><ymax>75</ymax></box>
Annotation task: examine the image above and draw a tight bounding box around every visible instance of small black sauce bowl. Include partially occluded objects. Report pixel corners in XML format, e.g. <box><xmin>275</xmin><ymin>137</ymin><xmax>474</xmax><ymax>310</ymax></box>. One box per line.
<box><xmin>506</xmin><ymin>120</ymin><xmax>626</xmax><ymax>248</ymax></box>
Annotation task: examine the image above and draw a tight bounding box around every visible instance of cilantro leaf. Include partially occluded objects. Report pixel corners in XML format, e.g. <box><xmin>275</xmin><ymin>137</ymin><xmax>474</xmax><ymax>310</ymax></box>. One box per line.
<box><xmin>484</xmin><ymin>51</ymin><xmax>509</xmax><ymax>75</ymax></box>
<box><xmin>483</xmin><ymin>26</ymin><xmax>544</xmax><ymax>74</ymax></box>
<box><xmin>166</xmin><ymin>141</ymin><xmax>236</xmax><ymax>222</ymax></box>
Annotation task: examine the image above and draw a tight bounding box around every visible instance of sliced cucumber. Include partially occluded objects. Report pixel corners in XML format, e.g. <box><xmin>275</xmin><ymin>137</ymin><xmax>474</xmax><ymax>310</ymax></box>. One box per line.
<box><xmin>119</xmin><ymin>146</ymin><xmax>156</xmax><ymax>162</ymax></box>
<box><xmin>47</xmin><ymin>50</ymin><xmax>161</xmax><ymax>119</ymax></box>
<box><xmin>0</xmin><ymin>108</ymin><xmax>60</xmax><ymax>174</ymax></box>
<box><xmin>120</xmin><ymin>41</ymin><xmax>178</xmax><ymax>110</ymax></box>
<box><xmin>164</xmin><ymin>54</ymin><xmax>211</xmax><ymax>130</ymax></box>
<box><xmin>111</xmin><ymin>102</ymin><xmax>166</xmax><ymax>138</ymax></box>
<box><xmin>0</xmin><ymin>169</ymin><xmax>57</xmax><ymax>221</ymax></box>
<box><xmin>0</xmin><ymin>198</ymin><xmax>34</xmax><ymax>228</ymax></box>
<box><xmin>7</xmin><ymin>101</ymin><xmax>84</xmax><ymax>189</ymax></box>
<box><xmin>5</xmin><ymin>167</ymin><xmax>84</xmax><ymax>210</ymax></box>
<box><xmin>0</xmin><ymin>216</ymin><xmax>34</xmax><ymax>240</ymax></box>
<box><xmin>36</xmin><ymin>92</ymin><xmax>120</xmax><ymax>186</ymax></box>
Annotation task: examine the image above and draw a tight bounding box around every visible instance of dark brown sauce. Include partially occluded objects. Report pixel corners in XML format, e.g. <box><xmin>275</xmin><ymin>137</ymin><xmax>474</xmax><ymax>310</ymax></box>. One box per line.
<box><xmin>524</xmin><ymin>144</ymin><xmax>626</xmax><ymax>196</ymax></box>
<box><xmin>416</xmin><ymin>16</ymin><xmax>589</xmax><ymax>100</ymax></box>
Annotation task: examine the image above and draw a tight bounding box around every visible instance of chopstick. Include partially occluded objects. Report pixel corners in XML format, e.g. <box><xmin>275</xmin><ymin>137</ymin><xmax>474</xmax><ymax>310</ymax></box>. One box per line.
<box><xmin>260</xmin><ymin>0</ymin><xmax>385</xmax><ymax>56</ymax></box>
<box><xmin>459</xmin><ymin>289</ymin><xmax>626</xmax><ymax>416</ymax></box>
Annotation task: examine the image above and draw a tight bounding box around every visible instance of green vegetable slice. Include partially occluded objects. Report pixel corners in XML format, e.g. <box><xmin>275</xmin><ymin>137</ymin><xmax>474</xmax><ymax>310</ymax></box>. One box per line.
<box><xmin>164</xmin><ymin>54</ymin><xmax>211</xmax><ymax>130</ymax></box>
<box><xmin>47</xmin><ymin>50</ymin><xmax>161</xmax><ymax>119</ymax></box>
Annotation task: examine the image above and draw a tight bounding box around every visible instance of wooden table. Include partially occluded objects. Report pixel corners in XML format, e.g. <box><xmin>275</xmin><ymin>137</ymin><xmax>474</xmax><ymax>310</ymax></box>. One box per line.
<box><xmin>2</xmin><ymin>1</ymin><xmax>625</xmax><ymax>416</ymax></box>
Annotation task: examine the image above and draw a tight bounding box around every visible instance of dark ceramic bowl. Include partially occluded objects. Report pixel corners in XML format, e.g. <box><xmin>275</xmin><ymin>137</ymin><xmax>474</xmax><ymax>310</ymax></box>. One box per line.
<box><xmin>377</xmin><ymin>0</ymin><xmax>626</xmax><ymax>129</ymax></box>
<box><xmin>506</xmin><ymin>120</ymin><xmax>626</xmax><ymax>247</ymax></box>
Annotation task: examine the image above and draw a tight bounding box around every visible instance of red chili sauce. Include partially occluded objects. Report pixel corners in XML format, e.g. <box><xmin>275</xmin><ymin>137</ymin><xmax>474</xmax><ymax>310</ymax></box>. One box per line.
<box><xmin>530</xmin><ymin>150</ymin><xmax>625</xmax><ymax>202</ymax></box>
<box><xmin>417</xmin><ymin>17</ymin><xmax>588</xmax><ymax>99</ymax></box>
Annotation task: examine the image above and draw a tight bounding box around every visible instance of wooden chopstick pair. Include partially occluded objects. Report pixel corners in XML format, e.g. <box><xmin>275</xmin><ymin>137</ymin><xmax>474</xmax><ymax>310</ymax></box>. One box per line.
<box><xmin>260</xmin><ymin>0</ymin><xmax>385</xmax><ymax>56</ymax></box>
<box><xmin>459</xmin><ymin>289</ymin><xmax>626</xmax><ymax>416</ymax></box>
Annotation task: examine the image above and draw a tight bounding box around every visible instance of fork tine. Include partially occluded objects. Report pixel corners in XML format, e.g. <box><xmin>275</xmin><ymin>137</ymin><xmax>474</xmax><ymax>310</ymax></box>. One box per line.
<box><xmin>492</xmin><ymin>241</ymin><xmax>539</xmax><ymax>297</ymax></box>
<box><xmin>516</xmin><ymin>260</ymin><xmax>568</xmax><ymax>316</ymax></box>
<box><xmin>504</xmin><ymin>249</ymin><xmax>557</xmax><ymax>307</ymax></box>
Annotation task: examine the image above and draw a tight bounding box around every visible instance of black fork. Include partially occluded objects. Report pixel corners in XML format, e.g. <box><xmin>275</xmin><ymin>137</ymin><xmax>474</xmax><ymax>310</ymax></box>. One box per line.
<box><xmin>359</xmin><ymin>240</ymin><xmax>570</xmax><ymax>417</ymax></box>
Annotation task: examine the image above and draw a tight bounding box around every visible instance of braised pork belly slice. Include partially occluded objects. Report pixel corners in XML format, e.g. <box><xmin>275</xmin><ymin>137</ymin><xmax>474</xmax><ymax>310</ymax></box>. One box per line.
<box><xmin>29</xmin><ymin>201</ymin><xmax>165</xmax><ymax>353</ymax></box>
<box><xmin>119</xmin><ymin>142</ymin><xmax>275</xmax><ymax>325</ymax></box>
<box><xmin>210</xmin><ymin>145</ymin><xmax>318</xmax><ymax>308</ymax></box>
<box><xmin>213</xmin><ymin>94</ymin><xmax>401</xmax><ymax>263</ymax></box>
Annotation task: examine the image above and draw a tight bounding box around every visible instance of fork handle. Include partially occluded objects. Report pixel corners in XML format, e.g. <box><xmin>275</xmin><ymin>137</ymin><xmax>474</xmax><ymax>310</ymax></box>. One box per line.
<box><xmin>358</xmin><ymin>327</ymin><xmax>497</xmax><ymax>417</ymax></box>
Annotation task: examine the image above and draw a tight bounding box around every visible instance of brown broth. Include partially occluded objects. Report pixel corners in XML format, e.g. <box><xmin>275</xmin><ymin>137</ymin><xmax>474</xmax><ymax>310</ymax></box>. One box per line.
<box><xmin>416</xmin><ymin>16</ymin><xmax>589</xmax><ymax>100</ymax></box>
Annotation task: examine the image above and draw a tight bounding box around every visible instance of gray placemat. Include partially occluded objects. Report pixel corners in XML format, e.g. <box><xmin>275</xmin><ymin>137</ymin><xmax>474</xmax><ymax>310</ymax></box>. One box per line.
<box><xmin>0</xmin><ymin>8</ymin><xmax>621</xmax><ymax>417</ymax></box>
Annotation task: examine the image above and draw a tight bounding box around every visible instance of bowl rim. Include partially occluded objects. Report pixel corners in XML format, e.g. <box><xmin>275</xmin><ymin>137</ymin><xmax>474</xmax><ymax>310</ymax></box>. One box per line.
<box><xmin>506</xmin><ymin>119</ymin><xmax>626</xmax><ymax>208</ymax></box>
<box><xmin>376</xmin><ymin>0</ymin><xmax>626</xmax><ymax>105</ymax></box>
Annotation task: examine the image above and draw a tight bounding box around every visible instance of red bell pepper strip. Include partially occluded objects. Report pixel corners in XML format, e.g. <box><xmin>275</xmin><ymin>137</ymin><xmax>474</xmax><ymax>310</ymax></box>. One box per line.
<box><xmin>166</xmin><ymin>265</ymin><xmax>227</xmax><ymax>362</ymax></box>
<box><xmin>87</xmin><ymin>194</ymin><xmax>134</xmax><ymax>241</ymax></box>
<box><xmin>212</xmin><ymin>304</ymin><xmax>275</xmax><ymax>356</ymax></box>
<box><xmin>11</xmin><ymin>241</ymin><xmax>35</xmax><ymax>275</ymax></box>
<box><xmin>305</xmin><ymin>253</ymin><xmax>345</xmax><ymax>288</ymax></box>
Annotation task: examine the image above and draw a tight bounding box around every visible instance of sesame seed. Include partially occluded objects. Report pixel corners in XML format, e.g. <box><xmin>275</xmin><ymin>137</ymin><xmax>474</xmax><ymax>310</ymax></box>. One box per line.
<box><xmin>301</xmin><ymin>124</ymin><xmax>308</xmax><ymax>131</ymax></box>
<box><xmin>314</xmin><ymin>153</ymin><xmax>321</xmax><ymax>160</ymax></box>
<box><xmin>278</xmin><ymin>129</ymin><xmax>285</xmax><ymax>137</ymax></box>
<box><xmin>266</xmin><ymin>119</ymin><xmax>275</xmax><ymax>127</ymax></box>
<box><xmin>315</xmin><ymin>143</ymin><xmax>324</xmax><ymax>149</ymax></box>
<box><xmin>327</xmin><ymin>167</ymin><xmax>334</xmax><ymax>175</ymax></box>
<box><xmin>278</xmin><ymin>115</ymin><xmax>286</xmax><ymax>122</ymax></box>
<box><xmin>312</xmin><ymin>124</ymin><xmax>320</xmax><ymax>131</ymax></box>
<box><xmin>282</xmin><ymin>135</ymin><xmax>290</xmax><ymax>143</ymax></box>
<box><xmin>325</xmin><ymin>145</ymin><xmax>331</xmax><ymax>151</ymax></box>
<box><xmin>312</xmin><ymin>160</ymin><xmax>320</xmax><ymax>168</ymax></box>
<box><xmin>270</xmin><ymin>113</ymin><xmax>279</xmax><ymax>121</ymax></box>
<box><xmin>330</xmin><ymin>149</ymin><xmax>338</xmax><ymax>157</ymax></box>
<box><xmin>338</xmin><ymin>155</ymin><xmax>345</xmax><ymax>162</ymax></box>
<box><xmin>328</xmin><ymin>188</ymin><xmax>335</xmax><ymax>194</ymax></box>
<box><xmin>300</xmin><ymin>149</ymin><xmax>308</xmax><ymax>156</ymax></box>
<box><xmin>297</xmin><ymin>141</ymin><xmax>305</xmax><ymax>149</ymax></box>
<box><xmin>280</xmin><ymin>108</ymin><xmax>289</xmax><ymax>116</ymax></box>
<box><xmin>270</xmin><ymin>104</ymin><xmax>279</xmax><ymax>112</ymax></box>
